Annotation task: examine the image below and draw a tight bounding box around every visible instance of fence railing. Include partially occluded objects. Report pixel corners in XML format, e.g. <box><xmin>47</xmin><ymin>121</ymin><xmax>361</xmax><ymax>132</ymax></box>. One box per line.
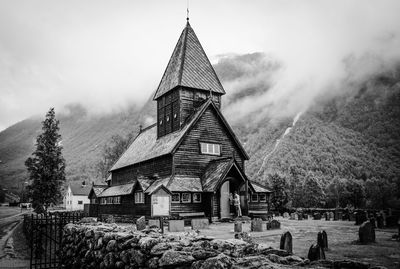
<box><xmin>23</xmin><ymin>211</ymin><xmax>87</xmax><ymax>269</ymax></box>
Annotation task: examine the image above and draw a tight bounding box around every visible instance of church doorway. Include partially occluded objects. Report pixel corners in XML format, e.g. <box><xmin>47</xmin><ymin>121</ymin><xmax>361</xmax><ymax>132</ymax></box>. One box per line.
<box><xmin>220</xmin><ymin>181</ymin><xmax>230</xmax><ymax>218</ymax></box>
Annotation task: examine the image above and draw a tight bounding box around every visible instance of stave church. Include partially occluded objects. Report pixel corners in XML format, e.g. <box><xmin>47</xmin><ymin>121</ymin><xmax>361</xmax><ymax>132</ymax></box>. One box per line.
<box><xmin>88</xmin><ymin>19</ymin><xmax>271</xmax><ymax>222</ymax></box>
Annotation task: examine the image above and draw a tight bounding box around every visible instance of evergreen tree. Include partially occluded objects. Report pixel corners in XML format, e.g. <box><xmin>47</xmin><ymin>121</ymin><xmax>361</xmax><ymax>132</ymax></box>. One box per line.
<box><xmin>268</xmin><ymin>173</ymin><xmax>289</xmax><ymax>212</ymax></box>
<box><xmin>25</xmin><ymin>108</ymin><xmax>66</xmax><ymax>212</ymax></box>
<box><xmin>96</xmin><ymin>133</ymin><xmax>134</xmax><ymax>180</ymax></box>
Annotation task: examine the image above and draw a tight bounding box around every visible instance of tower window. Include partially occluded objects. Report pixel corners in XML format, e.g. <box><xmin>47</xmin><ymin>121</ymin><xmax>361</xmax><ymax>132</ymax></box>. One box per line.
<box><xmin>200</xmin><ymin>142</ymin><xmax>221</xmax><ymax>156</ymax></box>
<box><xmin>166</xmin><ymin>116</ymin><xmax>170</xmax><ymax>122</ymax></box>
<box><xmin>159</xmin><ymin>120</ymin><xmax>163</xmax><ymax>125</ymax></box>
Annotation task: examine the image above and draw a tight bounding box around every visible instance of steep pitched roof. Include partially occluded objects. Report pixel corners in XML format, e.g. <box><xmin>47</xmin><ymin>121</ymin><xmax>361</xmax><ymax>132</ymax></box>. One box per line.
<box><xmin>110</xmin><ymin>99</ymin><xmax>249</xmax><ymax>171</ymax></box>
<box><xmin>202</xmin><ymin>158</ymin><xmax>255</xmax><ymax>192</ymax></box>
<box><xmin>250</xmin><ymin>181</ymin><xmax>272</xmax><ymax>193</ymax></box>
<box><xmin>98</xmin><ymin>182</ymin><xmax>135</xmax><ymax>197</ymax></box>
<box><xmin>89</xmin><ymin>185</ymin><xmax>108</xmax><ymax>198</ymax></box>
<box><xmin>167</xmin><ymin>175</ymin><xmax>203</xmax><ymax>192</ymax></box>
<box><xmin>153</xmin><ymin>22</ymin><xmax>225</xmax><ymax>100</ymax></box>
<box><xmin>69</xmin><ymin>183</ymin><xmax>92</xmax><ymax>196</ymax></box>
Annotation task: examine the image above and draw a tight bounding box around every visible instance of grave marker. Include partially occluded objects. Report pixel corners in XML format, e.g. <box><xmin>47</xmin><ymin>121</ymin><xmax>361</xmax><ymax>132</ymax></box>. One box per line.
<box><xmin>279</xmin><ymin>231</ymin><xmax>293</xmax><ymax>254</ymax></box>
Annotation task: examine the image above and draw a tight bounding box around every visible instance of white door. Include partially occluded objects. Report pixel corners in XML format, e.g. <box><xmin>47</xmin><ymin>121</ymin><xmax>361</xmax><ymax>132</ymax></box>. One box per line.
<box><xmin>220</xmin><ymin>181</ymin><xmax>230</xmax><ymax>218</ymax></box>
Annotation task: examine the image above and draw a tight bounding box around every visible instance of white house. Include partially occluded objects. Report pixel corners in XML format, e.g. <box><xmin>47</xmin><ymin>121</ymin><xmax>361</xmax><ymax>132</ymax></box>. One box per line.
<box><xmin>64</xmin><ymin>181</ymin><xmax>91</xmax><ymax>211</ymax></box>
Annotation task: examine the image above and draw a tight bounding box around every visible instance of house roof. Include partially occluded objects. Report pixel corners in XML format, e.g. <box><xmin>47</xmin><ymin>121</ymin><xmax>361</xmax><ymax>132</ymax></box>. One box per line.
<box><xmin>167</xmin><ymin>175</ymin><xmax>203</xmax><ymax>192</ymax></box>
<box><xmin>97</xmin><ymin>182</ymin><xmax>135</xmax><ymax>197</ymax></box>
<box><xmin>250</xmin><ymin>181</ymin><xmax>272</xmax><ymax>193</ymax></box>
<box><xmin>145</xmin><ymin>176</ymin><xmax>171</xmax><ymax>194</ymax></box>
<box><xmin>69</xmin><ymin>183</ymin><xmax>92</xmax><ymax>196</ymax></box>
<box><xmin>153</xmin><ymin>21</ymin><xmax>225</xmax><ymax>100</ymax></box>
<box><xmin>110</xmin><ymin>99</ymin><xmax>249</xmax><ymax>172</ymax></box>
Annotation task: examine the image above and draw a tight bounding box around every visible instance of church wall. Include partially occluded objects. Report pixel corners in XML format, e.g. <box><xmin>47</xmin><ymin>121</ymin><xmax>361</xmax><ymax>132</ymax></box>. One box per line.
<box><xmin>173</xmin><ymin>106</ymin><xmax>245</xmax><ymax>178</ymax></box>
<box><xmin>111</xmin><ymin>156</ymin><xmax>173</xmax><ymax>185</ymax></box>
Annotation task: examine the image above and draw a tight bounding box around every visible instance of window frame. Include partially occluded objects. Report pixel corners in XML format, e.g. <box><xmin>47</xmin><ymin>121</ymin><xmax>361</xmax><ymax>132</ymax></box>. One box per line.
<box><xmin>78</xmin><ymin>200</ymin><xmax>83</xmax><ymax>205</ymax></box>
<box><xmin>181</xmin><ymin>193</ymin><xmax>191</xmax><ymax>203</ymax></box>
<box><xmin>251</xmin><ymin>193</ymin><xmax>258</xmax><ymax>202</ymax></box>
<box><xmin>259</xmin><ymin>193</ymin><xmax>267</xmax><ymax>203</ymax></box>
<box><xmin>171</xmin><ymin>193</ymin><xmax>180</xmax><ymax>203</ymax></box>
<box><xmin>135</xmin><ymin>192</ymin><xmax>144</xmax><ymax>204</ymax></box>
<box><xmin>193</xmin><ymin>193</ymin><xmax>202</xmax><ymax>203</ymax></box>
<box><xmin>199</xmin><ymin>142</ymin><xmax>221</xmax><ymax>156</ymax></box>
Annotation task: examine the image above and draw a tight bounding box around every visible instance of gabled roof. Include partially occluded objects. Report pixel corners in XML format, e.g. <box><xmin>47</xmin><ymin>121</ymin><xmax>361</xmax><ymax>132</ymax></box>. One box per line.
<box><xmin>110</xmin><ymin>99</ymin><xmax>249</xmax><ymax>171</ymax></box>
<box><xmin>69</xmin><ymin>183</ymin><xmax>92</xmax><ymax>196</ymax></box>
<box><xmin>250</xmin><ymin>181</ymin><xmax>272</xmax><ymax>193</ymax></box>
<box><xmin>88</xmin><ymin>185</ymin><xmax>108</xmax><ymax>198</ymax></box>
<box><xmin>145</xmin><ymin>176</ymin><xmax>171</xmax><ymax>194</ymax></box>
<box><xmin>201</xmin><ymin>157</ymin><xmax>255</xmax><ymax>192</ymax></box>
<box><xmin>98</xmin><ymin>182</ymin><xmax>135</xmax><ymax>197</ymax></box>
<box><xmin>153</xmin><ymin>22</ymin><xmax>225</xmax><ymax>100</ymax></box>
<box><xmin>167</xmin><ymin>175</ymin><xmax>203</xmax><ymax>192</ymax></box>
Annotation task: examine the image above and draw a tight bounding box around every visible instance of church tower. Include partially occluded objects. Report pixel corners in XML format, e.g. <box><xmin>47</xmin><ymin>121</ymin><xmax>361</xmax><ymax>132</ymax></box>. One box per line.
<box><xmin>153</xmin><ymin>21</ymin><xmax>225</xmax><ymax>138</ymax></box>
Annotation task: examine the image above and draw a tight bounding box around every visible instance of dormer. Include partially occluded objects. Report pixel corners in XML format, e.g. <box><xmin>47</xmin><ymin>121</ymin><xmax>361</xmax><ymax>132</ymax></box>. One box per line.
<box><xmin>153</xmin><ymin>21</ymin><xmax>225</xmax><ymax>138</ymax></box>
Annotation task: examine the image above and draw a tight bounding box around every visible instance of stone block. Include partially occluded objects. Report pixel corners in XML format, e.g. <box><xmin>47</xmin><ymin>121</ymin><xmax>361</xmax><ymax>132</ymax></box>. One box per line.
<box><xmin>191</xmin><ymin>218</ymin><xmax>209</xmax><ymax>230</ymax></box>
<box><xmin>168</xmin><ymin>220</ymin><xmax>184</xmax><ymax>232</ymax></box>
<box><xmin>136</xmin><ymin>216</ymin><xmax>146</xmax><ymax>231</ymax></box>
<box><xmin>148</xmin><ymin>219</ymin><xmax>160</xmax><ymax>228</ymax></box>
<box><xmin>251</xmin><ymin>218</ymin><xmax>264</xmax><ymax>232</ymax></box>
<box><xmin>234</xmin><ymin>222</ymin><xmax>242</xmax><ymax>233</ymax></box>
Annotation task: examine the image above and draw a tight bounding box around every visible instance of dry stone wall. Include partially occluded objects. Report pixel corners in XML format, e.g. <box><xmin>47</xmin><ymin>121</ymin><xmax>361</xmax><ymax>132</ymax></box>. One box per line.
<box><xmin>60</xmin><ymin>222</ymin><xmax>308</xmax><ymax>269</ymax></box>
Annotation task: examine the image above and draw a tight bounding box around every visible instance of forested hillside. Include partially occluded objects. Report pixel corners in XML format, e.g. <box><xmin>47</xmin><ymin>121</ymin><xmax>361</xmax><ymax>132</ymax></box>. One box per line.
<box><xmin>1</xmin><ymin>53</ymin><xmax>399</xmax><ymax>209</ymax></box>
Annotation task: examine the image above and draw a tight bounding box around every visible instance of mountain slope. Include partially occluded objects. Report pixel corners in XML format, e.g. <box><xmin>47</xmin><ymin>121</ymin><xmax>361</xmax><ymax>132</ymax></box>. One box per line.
<box><xmin>1</xmin><ymin>53</ymin><xmax>399</xmax><ymax>202</ymax></box>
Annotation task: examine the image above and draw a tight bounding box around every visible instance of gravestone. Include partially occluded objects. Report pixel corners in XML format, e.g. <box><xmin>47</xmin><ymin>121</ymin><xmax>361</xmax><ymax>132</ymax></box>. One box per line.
<box><xmin>234</xmin><ymin>222</ymin><xmax>243</xmax><ymax>233</ymax></box>
<box><xmin>317</xmin><ymin>231</ymin><xmax>328</xmax><ymax>250</ymax></box>
<box><xmin>349</xmin><ymin>212</ymin><xmax>356</xmax><ymax>222</ymax></box>
<box><xmin>148</xmin><ymin>219</ymin><xmax>160</xmax><ymax>228</ymax></box>
<box><xmin>136</xmin><ymin>216</ymin><xmax>146</xmax><ymax>231</ymax></box>
<box><xmin>104</xmin><ymin>214</ymin><xmax>115</xmax><ymax>224</ymax></box>
<box><xmin>359</xmin><ymin>221</ymin><xmax>376</xmax><ymax>244</ymax></box>
<box><xmin>314</xmin><ymin>213</ymin><xmax>321</xmax><ymax>220</ymax></box>
<box><xmin>168</xmin><ymin>220</ymin><xmax>184</xmax><ymax>232</ymax></box>
<box><xmin>283</xmin><ymin>212</ymin><xmax>289</xmax><ymax>218</ymax></box>
<box><xmin>290</xmin><ymin>213</ymin><xmax>295</xmax><ymax>220</ymax></box>
<box><xmin>191</xmin><ymin>218</ymin><xmax>209</xmax><ymax>230</ymax></box>
<box><xmin>267</xmin><ymin>219</ymin><xmax>281</xmax><ymax>230</ymax></box>
<box><xmin>369</xmin><ymin>217</ymin><xmax>376</xmax><ymax>229</ymax></box>
<box><xmin>325</xmin><ymin>212</ymin><xmax>330</xmax><ymax>221</ymax></box>
<box><xmin>279</xmin><ymin>231</ymin><xmax>293</xmax><ymax>254</ymax></box>
<box><xmin>329</xmin><ymin>212</ymin><xmax>334</xmax><ymax>220</ymax></box>
<box><xmin>307</xmin><ymin>244</ymin><xmax>326</xmax><ymax>261</ymax></box>
<box><xmin>251</xmin><ymin>218</ymin><xmax>264</xmax><ymax>232</ymax></box>
<box><xmin>294</xmin><ymin>213</ymin><xmax>299</xmax><ymax>220</ymax></box>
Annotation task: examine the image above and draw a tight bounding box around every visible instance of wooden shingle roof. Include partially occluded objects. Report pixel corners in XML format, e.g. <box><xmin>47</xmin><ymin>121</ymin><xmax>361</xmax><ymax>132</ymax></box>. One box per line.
<box><xmin>153</xmin><ymin>22</ymin><xmax>225</xmax><ymax>100</ymax></box>
<box><xmin>98</xmin><ymin>182</ymin><xmax>135</xmax><ymax>197</ymax></box>
<box><xmin>250</xmin><ymin>181</ymin><xmax>272</xmax><ymax>193</ymax></box>
<box><xmin>167</xmin><ymin>175</ymin><xmax>202</xmax><ymax>192</ymax></box>
<box><xmin>202</xmin><ymin>158</ymin><xmax>254</xmax><ymax>192</ymax></box>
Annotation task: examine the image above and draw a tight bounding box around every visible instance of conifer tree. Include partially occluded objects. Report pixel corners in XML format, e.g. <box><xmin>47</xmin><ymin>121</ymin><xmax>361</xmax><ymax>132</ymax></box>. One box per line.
<box><xmin>25</xmin><ymin>108</ymin><xmax>66</xmax><ymax>212</ymax></box>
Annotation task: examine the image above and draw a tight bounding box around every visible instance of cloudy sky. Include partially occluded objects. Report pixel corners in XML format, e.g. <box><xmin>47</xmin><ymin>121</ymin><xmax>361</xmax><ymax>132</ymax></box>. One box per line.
<box><xmin>1</xmin><ymin>0</ymin><xmax>400</xmax><ymax>131</ymax></box>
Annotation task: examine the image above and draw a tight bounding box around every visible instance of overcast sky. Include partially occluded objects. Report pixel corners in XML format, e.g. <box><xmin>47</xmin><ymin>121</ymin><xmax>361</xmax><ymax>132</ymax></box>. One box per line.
<box><xmin>1</xmin><ymin>0</ymin><xmax>400</xmax><ymax>131</ymax></box>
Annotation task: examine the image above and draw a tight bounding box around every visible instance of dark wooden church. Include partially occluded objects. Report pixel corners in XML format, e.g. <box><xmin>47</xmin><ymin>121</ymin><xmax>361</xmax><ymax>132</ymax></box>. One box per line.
<box><xmin>89</xmin><ymin>20</ymin><xmax>271</xmax><ymax>221</ymax></box>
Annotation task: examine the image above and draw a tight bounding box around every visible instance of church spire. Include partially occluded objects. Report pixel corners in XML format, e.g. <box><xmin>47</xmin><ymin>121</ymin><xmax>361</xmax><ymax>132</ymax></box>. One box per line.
<box><xmin>153</xmin><ymin>21</ymin><xmax>225</xmax><ymax>100</ymax></box>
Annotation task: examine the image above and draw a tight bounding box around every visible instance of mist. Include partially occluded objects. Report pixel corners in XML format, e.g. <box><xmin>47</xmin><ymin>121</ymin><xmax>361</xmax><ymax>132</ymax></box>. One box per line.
<box><xmin>1</xmin><ymin>1</ymin><xmax>400</xmax><ymax>131</ymax></box>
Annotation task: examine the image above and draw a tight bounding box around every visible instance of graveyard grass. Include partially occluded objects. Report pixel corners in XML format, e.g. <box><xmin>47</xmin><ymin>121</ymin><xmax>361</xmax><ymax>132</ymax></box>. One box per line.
<box><xmin>197</xmin><ymin>217</ymin><xmax>399</xmax><ymax>269</ymax></box>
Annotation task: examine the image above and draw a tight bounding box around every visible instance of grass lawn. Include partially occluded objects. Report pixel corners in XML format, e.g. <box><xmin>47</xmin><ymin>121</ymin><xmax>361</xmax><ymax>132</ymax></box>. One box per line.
<box><xmin>195</xmin><ymin>217</ymin><xmax>400</xmax><ymax>269</ymax></box>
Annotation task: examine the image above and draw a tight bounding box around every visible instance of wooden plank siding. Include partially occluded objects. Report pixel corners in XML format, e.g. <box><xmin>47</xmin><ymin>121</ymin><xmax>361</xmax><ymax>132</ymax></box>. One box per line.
<box><xmin>112</xmin><ymin>156</ymin><xmax>173</xmax><ymax>185</ymax></box>
<box><xmin>174</xmin><ymin>106</ymin><xmax>245</xmax><ymax>177</ymax></box>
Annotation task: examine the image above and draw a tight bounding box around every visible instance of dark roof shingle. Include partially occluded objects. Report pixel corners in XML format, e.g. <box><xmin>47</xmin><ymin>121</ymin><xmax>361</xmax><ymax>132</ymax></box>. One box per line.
<box><xmin>154</xmin><ymin>22</ymin><xmax>225</xmax><ymax>100</ymax></box>
<box><xmin>202</xmin><ymin>158</ymin><xmax>233</xmax><ymax>192</ymax></box>
<box><xmin>250</xmin><ymin>181</ymin><xmax>272</xmax><ymax>193</ymax></box>
<box><xmin>98</xmin><ymin>182</ymin><xmax>135</xmax><ymax>197</ymax></box>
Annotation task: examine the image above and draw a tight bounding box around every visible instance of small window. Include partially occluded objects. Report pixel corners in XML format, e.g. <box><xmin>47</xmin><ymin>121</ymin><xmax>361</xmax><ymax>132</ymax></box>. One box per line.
<box><xmin>181</xmin><ymin>193</ymin><xmax>191</xmax><ymax>203</ymax></box>
<box><xmin>193</xmin><ymin>193</ymin><xmax>201</xmax><ymax>203</ymax></box>
<box><xmin>91</xmin><ymin>198</ymin><xmax>96</xmax><ymax>204</ymax></box>
<box><xmin>259</xmin><ymin>193</ymin><xmax>267</xmax><ymax>202</ymax></box>
<box><xmin>171</xmin><ymin>193</ymin><xmax>180</xmax><ymax>203</ymax></box>
<box><xmin>135</xmin><ymin>192</ymin><xmax>144</xmax><ymax>204</ymax></box>
<box><xmin>100</xmin><ymin>198</ymin><xmax>106</xmax><ymax>204</ymax></box>
<box><xmin>159</xmin><ymin>120</ymin><xmax>163</xmax><ymax>125</ymax></box>
<box><xmin>174</xmin><ymin>113</ymin><xmax>177</xmax><ymax>119</ymax></box>
<box><xmin>166</xmin><ymin>116</ymin><xmax>170</xmax><ymax>122</ymax></box>
<box><xmin>78</xmin><ymin>200</ymin><xmax>83</xmax><ymax>205</ymax></box>
<box><xmin>200</xmin><ymin>142</ymin><xmax>221</xmax><ymax>156</ymax></box>
<box><xmin>251</xmin><ymin>193</ymin><xmax>258</xmax><ymax>202</ymax></box>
